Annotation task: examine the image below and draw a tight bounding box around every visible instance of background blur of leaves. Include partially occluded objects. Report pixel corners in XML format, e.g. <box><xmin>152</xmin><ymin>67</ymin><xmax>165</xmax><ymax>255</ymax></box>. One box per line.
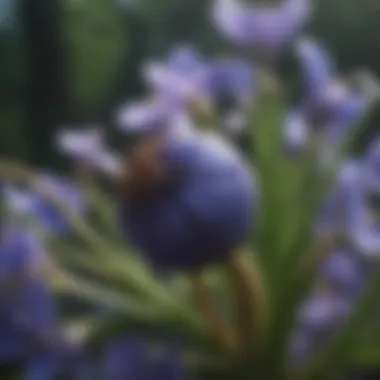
<box><xmin>1</xmin><ymin>0</ymin><xmax>380</xmax><ymax>164</ymax></box>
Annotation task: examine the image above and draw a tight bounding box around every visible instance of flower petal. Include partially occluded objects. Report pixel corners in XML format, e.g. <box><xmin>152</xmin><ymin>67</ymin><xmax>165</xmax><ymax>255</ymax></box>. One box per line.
<box><xmin>296</xmin><ymin>37</ymin><xmax>334</xmax><ymax>94</ymax></box>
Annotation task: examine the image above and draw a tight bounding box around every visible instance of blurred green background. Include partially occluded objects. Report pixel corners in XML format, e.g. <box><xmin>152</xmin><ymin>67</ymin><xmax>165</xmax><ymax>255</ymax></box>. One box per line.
<box><xmin>1</xmin><ymin>0</ymin><xmax>380</xmax><ymax>165</ymax></box>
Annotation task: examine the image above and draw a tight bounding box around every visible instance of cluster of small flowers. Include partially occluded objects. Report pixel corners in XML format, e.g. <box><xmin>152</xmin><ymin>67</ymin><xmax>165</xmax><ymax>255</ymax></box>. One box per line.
<box><xmin>291</xmin><ymin>137</ymin><xmax>380</xmax><ymax>367</ymax></box>
<box><xmin>2</xmin><ymin>0</ymin><xmax>380</xmax><ymax>378</ymax></box>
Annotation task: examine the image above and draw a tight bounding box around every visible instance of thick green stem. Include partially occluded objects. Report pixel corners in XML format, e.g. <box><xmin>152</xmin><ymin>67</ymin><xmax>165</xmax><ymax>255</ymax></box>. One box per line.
<box><xmin>224</xmin><ymin>253</ymin><xmax>266</xmax><ymax>355</ymax></box>
<box><xmin>189</xmin><ymin>272</ymin><xmax>237</xmax><ymax>352</ymax></box>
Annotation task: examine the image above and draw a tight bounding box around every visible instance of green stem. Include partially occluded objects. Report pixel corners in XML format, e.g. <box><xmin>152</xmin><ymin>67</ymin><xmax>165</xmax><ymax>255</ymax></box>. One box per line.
<box><xmin>188</xmin><ymin>271</ymin><xmax>237</xmax><ymax>352</ymax></box>
<box><xmin>225</xmin><ymin>253</ymin><xmax>266</xmax><ymax>356</ymax></box>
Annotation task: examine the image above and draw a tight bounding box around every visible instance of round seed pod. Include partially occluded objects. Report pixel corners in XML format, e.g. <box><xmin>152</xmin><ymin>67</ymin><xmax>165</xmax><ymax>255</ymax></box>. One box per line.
<box><xmin>118</xmin><ymin>129</ymin><xmax>257</xmax><ymax>272</ymax></box>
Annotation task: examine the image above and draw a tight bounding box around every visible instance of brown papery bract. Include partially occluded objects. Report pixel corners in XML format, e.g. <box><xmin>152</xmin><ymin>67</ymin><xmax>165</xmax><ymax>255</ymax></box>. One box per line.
<box><xmin>119</xmin><ymin>132</ymin><xmax>169</xmax><ymax>202</ymax></box>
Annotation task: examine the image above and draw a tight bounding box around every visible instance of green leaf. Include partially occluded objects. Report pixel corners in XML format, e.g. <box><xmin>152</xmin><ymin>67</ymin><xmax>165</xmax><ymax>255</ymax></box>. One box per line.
<box><xmin>251</xmin><ymin>81</ymin><xmax>287</xmax><ymax>273</ymax></box>
<box><xmin>50</xmin><ymin>265</ymin><xmax>157</xmax><ymax>317</ymax></box>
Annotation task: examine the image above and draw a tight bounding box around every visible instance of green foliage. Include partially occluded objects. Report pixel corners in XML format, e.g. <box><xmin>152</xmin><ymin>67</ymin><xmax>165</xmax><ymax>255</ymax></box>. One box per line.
<box><xmin>3</xmin><ymin>83</ymin><xmax>380</xmax><ymax>380</ymax></box>
<box><xmin>63</xmin><ymin>0</ymin><xmax>128</xmax><ymax>119</ymax></box>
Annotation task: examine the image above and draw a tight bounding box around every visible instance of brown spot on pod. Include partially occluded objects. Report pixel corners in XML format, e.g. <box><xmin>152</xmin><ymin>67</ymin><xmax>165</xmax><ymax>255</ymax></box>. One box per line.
<box><xmin>119</xmin><ymin>132</ymin><xmax>168</xmax><ymax>201</ymax></box>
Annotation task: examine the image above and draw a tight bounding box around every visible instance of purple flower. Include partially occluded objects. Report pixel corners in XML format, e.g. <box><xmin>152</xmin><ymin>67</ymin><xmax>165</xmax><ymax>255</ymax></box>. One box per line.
<box><xmin>116</xmin><ymin>99</ymin><xmax>196</xmax><ymax>136</ymax></box>
<box><xmin>167</xmin><ymin>45</ymin><xmax>205</xmax><ymax>73</ymax></box>
<box><xmin>0</xmin><ymin>278</ymin><xmax>56</xmax><ymax>364</ymax></box>
<box><xmin>289</xmin><ymin>291</ymin><xmax>353</xmax><ymax>367</ymax></box>
<box><xmin>119</xmin><ymin>130</ymin><xmax>256</xmax><ymax>271</ymax></box>
<box><xmin>142</xmin><ymin>45</ymin><xmax>208</xmax><ymax>107</ymax></box>
<box><xmin>56</xmin><ymin>127</ymin><xmax>104</xmax><ymax>162</ymax></box>
<box><xmin>211</xmin><ymin>0</ymin><xmax>311</xmax><ymax>59</ymax></box>
<box><xmin>204</xmin><ymin>58</ymin><xmax>255</xmax><ymax>104</ymax></box>
<box><xmin>343</xmin><ymin>162</ymin><xmax>380</xmax><ymax>258</ymax></box>
<box><xmin>296</xmin><ymin>39</ymin><xmax>377</xmax><ymax>140</ymax></box>
<box><xmin>0</xmin><ymin>226</ymin><xmax>47</xmax><ymax>283</ymax></box>
<box><xmin>31</xmin><ymin>173</ymin><xmax>88</xmax><ymax>236</ymax></box>
<box><xmin>202</xmin><ymin>57</ymin><xmax>254</xmax><ymax>136</ymax></box>
<box><xmin>285</xmin><ymin>41</ymin><xmax>376</xmax><ymax>160</ymax></box>
<box><xmin>55</xmin><ymin>127</ymin><xmax>122</xmax><ymax>177</ymax></box>
<box><xmin>363</xmin><ymin>136</ymin><xmax>380</xmax><ymax>192</ymax></box>
<box><xmin>0</xmin><ymin>228</ymin><xmax>89</xmax><ymax>377</ymax></box>
<box><xmin>317</xmin><ymin>249</ymin><xmax>367</xmax><ymax>298</ymax></box>
<box><xmin>298</xmin><ymin>293</ymin><xmax>353</xmax><ymax>331</ymax></box>
<box><xmin>5</xmin><ymin>175</ymin><xmax>87</xmax><ymax>237</ymax></box>
<box><xmin>316</xmin><ymin>160</ymin><xmax>362</xmax><ymax>238</ymax></box>
<box><xmin>319</xmin><ymin>153</ymin><xmax>380</xmax><ymax>259</ymax></box>
<box><xmin>294</xmin><ymin>40</ymin><xmax>380</xmax><ymax>162</ymax></box>
<box><xmin>296</xmin><ymin>37</ymin><xmax>335</xmax><ymax>97</ymax></box>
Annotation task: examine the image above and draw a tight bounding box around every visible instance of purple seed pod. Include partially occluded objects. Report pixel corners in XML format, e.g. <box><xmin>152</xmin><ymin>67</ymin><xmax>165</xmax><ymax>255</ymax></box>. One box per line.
<box><xmin>118</xmin><ymin>129</ymin><xmax>256</xmax><ymax>271</ymax></box>
<box><xmin>117</xmin><ymin>128</ymin><xmax>262</xmax><ymax>353</ymax></box>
